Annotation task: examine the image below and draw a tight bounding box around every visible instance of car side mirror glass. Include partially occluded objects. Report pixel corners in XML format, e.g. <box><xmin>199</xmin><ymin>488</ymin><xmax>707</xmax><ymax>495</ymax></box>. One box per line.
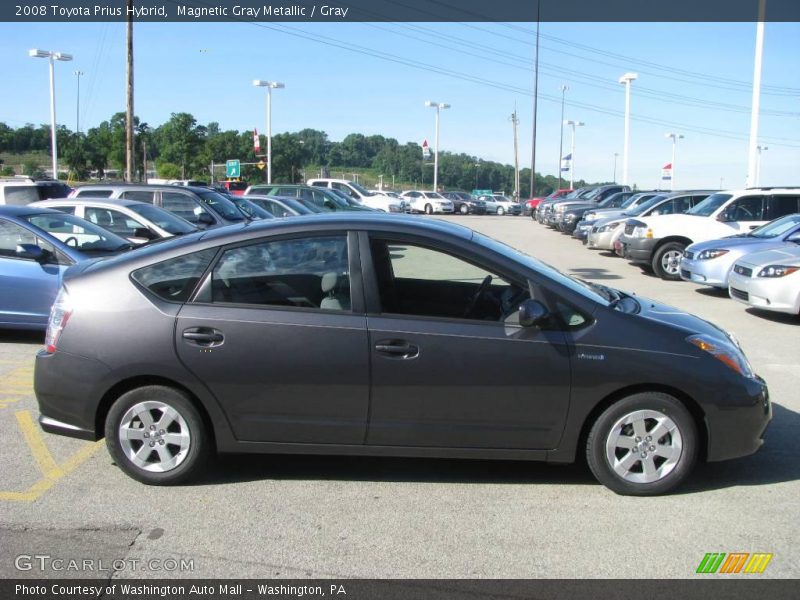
<box><xmin>519</xmin><ymin>299</ymin><xmax>549</xmax><ymax>328</ymax></box>
<box><xmin>786</xmin><ymin>232</ymin><xmax>800</xmax><ymax>243</ymax></box>
<box><xmin>16</xmin><ymin>243</ymin><xmax>46</xmax><ymax>261</ymax></box>
<box><xmin>717</xmin><ymin>210</ymin><xmax>732</xmax><ymax>222</ymax></box>
<box><xmin>197</xmin><ymin>213</ymin><xmax>215</xmax><ymax>225</ymax></box>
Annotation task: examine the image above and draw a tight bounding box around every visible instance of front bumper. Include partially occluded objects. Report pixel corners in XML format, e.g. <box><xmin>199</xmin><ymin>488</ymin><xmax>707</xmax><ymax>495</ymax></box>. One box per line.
<box><xmin>620</xmin><ymin>236</ymin><xmax>657</xmax><ymax>263</ymax></box>
<box><xmin>587</xmin><ymin>230</ymin><xmax>616</xmax><ymax>250</ymax></box>
<box><xmin>706</xmin><ymin>375</ymin><xmax>771</xmax><ymax>462</ymax></box>
<box><xmin>679</xmin><ymin>257</ymin><xmax>730</xmax><ymax>289</ymax></box>
<box><xmin>728</xmin><ymin>270</ymin><xmax>800</xmax><ymax>314</ymax></box>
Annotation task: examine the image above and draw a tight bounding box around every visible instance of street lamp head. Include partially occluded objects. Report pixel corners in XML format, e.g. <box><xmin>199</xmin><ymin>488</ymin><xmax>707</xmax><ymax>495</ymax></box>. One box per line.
<box><xmin>269</xmin><ymin>82</ymin><xmax>285</xmax><ymax>89</ymax></box>
<box><xmin>73</xmin><ymin>70</ymin><xmax>84</xmax><ymax>76</ymax></box>
<box><xmin>254</xmin><ymin>80</ymin><xmax>284</xmax><ymax>89</ymax></box>
<box><xmin>28</xmin><ymin>48</ymin><xmax>50</xmax><ymax>58</ymax></box>
<box><xmin>440</xmin><ymin>103</ymin><xmax>451</xmax><ymax>110</ymax></box>
<box><xmin>618</xmin><ymin>72</ymin><xmax>638</xmax><ymax>84</ymax></box>
<box><xmin>425</xmin><ymin>100</ymin><xmax>436</xmax><ymax>107</ymax></box>
<box><xmin>54</xmin><ymin>52</ymin><xmax>72</xmax><ymax>62</ymax></box>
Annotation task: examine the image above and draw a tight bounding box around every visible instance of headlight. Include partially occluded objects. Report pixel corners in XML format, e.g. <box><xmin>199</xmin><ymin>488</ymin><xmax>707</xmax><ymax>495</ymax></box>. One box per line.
<box><xmin>563</xmin><ymin>214</ymin><xmax>577</xmax><ymax>222</ymax></box>
<box><xmin>585</xmin><ymin>213</ymin><xmax>597</xmax><ymax>220</ymax></box>
<box><xmin>687</xmin><ymin>334</ymin><xmax>753</xmax><ymax>378</ymax></box>
<box><xmin>697</xmin><ymin>249</ymin><xmax>729</xmax><ymax>260</ymax></box>
<box><xmin>598</xmin><ymin>222</ymin><xmax>621</xmax><ymax>233</ymax></box>
<box><xmin>631</xmin><ymin>226</ymin><xmax>653</xmax><ymax>239</ymax></box>
<box><xmin>757</xmin><ymin>265</ymin><xmax>799</xmax><ymax>278</ymax></box>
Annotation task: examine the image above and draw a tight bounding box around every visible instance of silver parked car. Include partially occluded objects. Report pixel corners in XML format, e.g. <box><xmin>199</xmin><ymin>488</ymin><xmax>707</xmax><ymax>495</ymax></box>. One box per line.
<box><xmin>681</xmin><ymin>214</ymin><xmax>800</xmax><ymax>289</ymax></box>
<box><xmin>728</xmin><ymin>244</ymin><xmax>800</xmax><ymax>315</ymax></box>
<box><xmin>31</xmin><ymin>198</ymin><xmax>198</xmax><ymax>244</ymax></box>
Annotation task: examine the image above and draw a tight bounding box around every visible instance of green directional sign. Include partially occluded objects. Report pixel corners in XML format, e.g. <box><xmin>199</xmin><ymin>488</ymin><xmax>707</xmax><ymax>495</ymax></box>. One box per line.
<box><xmin>225</xmin><ymin>159</ymin><xmax>241</xmax><ymax>178</ymax></box>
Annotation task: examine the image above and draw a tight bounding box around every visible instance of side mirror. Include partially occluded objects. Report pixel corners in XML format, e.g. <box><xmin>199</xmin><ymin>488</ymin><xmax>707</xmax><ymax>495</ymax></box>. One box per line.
<box><xmin>519</xmin><ymin>299</ymin><xmax>549</xmax><ymax>328</ymax></box>
<box><xmin>197</xmin><ymin>212</ymin><xmax>215</xmax><ymax>226</ymax></box>
<box><xmin>716</xmin><ymin>210</ymin><xmax>732</xmax><ymax>223</ymax></box>
<box><xmin>16</xmin><ymin>243</ymin><xmax>46</xmax><ymax>261</ymax></box>
<box><xmin>786</xmin><ymin>232</ymin><xmax>800</xmax><ymax>244</ymax></box>
<box><xmin>133</xmin><ymin>227</ymin><xmax>158</xmax><ymax>240</ymax></box>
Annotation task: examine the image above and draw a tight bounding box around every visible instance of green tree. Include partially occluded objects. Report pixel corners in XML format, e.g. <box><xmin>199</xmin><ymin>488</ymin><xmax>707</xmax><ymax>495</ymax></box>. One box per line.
<box><xmin>156</xmin><ymin>161</ymin><xmax>181</xmax><ymax>179</ymax></box>
<box><xmin>155</xmin><ymin>112</ymin><xmax>205</xmax><ymax>178</ymax></box>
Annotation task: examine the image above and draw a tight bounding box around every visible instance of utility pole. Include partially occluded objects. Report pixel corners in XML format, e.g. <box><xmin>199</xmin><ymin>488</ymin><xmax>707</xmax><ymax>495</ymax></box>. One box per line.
<box><xmin>529</xmin><ymin>0</ymin><xmax>541</xmax><ymax>198</ymax></box>
<box><xmin>613</xmin><ymin>153</ymin><xmax>619</xmax><ymax>182</ymax></box>
<box><xmin>510</xmin><ymin>110</ymin><xmax>520</xmax><ymax>201</ymax></box>
<box><xmin>125</xmin><ymin>0</ymin><xmax>134</xmax><ymax>182</ymax></box>
<box><xmin>142</xmin><ymin>139</ymin><xmax>147</xmax><ymax>183</ymax></box>
<box><xmin>73</xmin><ymin>70</ymin><xmax>83</xmax><ymax>134</ymax></box>
<box><xmin>557</xmin><ymin>85</ymin><xmax>568</xmax><ymax>189</ymax></box>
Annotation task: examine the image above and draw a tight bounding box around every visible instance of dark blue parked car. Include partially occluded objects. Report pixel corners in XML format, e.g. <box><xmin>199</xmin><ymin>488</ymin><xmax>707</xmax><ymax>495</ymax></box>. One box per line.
<box><xmin>0</xmin><ymin>205</ymin><xmax>133</xmax><ymax>330</ymax></box>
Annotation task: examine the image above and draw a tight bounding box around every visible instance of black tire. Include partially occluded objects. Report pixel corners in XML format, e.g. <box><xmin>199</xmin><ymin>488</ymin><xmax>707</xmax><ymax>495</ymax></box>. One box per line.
<box><xmin>459</xmin><ymin>204</ymin><xmax>469</xmax><ymax>215</ymax></box>
<box><xmin>586</xmin><ymin>392</ymin><xmax>697</xmax><ymax>496</ymax></box>
<box><xmin>105</xmin><ymin>385</ymin><xmax>211</xmax><ymax>485</ymax></box>
<box><xmin>497</xmin><ymin>206</ymin><xmax>505</xmax><ymax>216</ymax></box>
<box><xmin>424</xmin><ymin>204</ymin><xmax>433</xmax><ymax>215</ymax></box>
<box><xmin>651</xmin><ymin>242</ymin><xmax>686</xmax><ymax>281</ymax></box>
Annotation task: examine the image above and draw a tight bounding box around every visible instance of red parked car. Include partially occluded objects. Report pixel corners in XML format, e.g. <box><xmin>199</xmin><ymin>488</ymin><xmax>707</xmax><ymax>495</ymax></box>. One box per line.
<box><xmin>524</xmin><ymin>188</ymin><xmax>573</xmax><ymax>217</ymax></box>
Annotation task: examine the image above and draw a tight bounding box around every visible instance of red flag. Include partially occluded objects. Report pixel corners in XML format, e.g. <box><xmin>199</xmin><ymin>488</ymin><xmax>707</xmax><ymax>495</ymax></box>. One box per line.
<box><xmin>253</xmin><ymin>128</ymin><xmax>260</xmax><ymax>153</ymax></box>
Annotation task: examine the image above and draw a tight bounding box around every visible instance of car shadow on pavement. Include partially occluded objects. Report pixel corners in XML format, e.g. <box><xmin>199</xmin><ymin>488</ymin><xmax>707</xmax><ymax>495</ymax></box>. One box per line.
<box><xmin>693</xmin><ymin>287</ymin><xmax>729</xmax><ymax>298</ymax></box>
<box><xmin>744</xmin><ymin>307</ymin><xmax>800</xmax><ymax>325</ymax></box>
<box><xmin>680</xmin><ymin>402</ymin><xmax>800</xmax><ymax>494</ymax></box>
<box><xmin>568</xmin><ymin>268</ymin><xmax>622</xmax><ymax>281</ymax></box>
<box><xmin>203</xmin><ymin>453</ymin><xmax>596</xmax><ymax>487</ymax></box>
<box><xmin>0</xmin><ymin>330</ymin><xmax>45</xmax><ymax>344</ymax></box>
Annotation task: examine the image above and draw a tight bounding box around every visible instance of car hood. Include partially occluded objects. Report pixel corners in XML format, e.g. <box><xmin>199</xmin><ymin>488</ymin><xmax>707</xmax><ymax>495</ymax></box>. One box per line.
<box><xmin>687</xmin><ymin>236</ymin><xmax>791</xmax><ymax>253</ymax></box>
<box><xmin>735</xmin><ymin>244</ymin><xmax>800</xmax><ymax>268</ymax></box>
<box><xmin>593</xmin><ymin>216</ymin><xmax>626</xmax><ymax>227</ymax></box>
<box><xmin>635</xmin><ymin>295</ymin><xmax>735</xmax><ymax>344</ymax></box>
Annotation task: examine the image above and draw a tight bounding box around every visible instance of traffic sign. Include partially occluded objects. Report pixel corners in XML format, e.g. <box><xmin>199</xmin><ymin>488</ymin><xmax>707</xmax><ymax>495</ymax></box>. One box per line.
<box><xmin>422</xmin><ymin>139</ymin><xmax>431</xmax><ymax>160</ymax></box>
<box><xmin>257</xmin><ymin>161</ymin><xmax>266</xmax><ymax>170</ymax></box>
<box><xmin>226</xmin><ymin>159</ymin><xmax>241</xmax><ymax>178</ymax></box>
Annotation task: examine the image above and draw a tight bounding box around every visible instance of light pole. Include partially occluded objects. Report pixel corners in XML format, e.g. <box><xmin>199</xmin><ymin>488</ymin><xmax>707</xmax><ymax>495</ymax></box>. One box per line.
<box><xmin>665</xmin><ymin>133</ymin><xmax>684</xmax><ymax>191</ymax></box>
<box><xmin>755</xmin><ymin>145</ymin><xmax>768</xmax><ymax>187</ymax></box>
<box><xmin>474</xmin><ymin>162</ymin><xmax>480</xmax><ymax>189</ymax></box>
<box><xmin>746</xmin><ymin>0</ymin><xmax>767</xmax><ymax>188</ymax></box>
<box><xmin>613</xmin><ymin>152</ymin><xmax>619</xmax><ymax>183</ymax></box>
<box><xmin>253</xmin><ymin>80</ymin><xmax>284</xmax><ymax>184</ymax></box>
<box><xmin>564</xmin><ymin>120</ymin><xmax>584</xmax><ymax>189</ymax></box>
<box><xmin>557</xmin><ymin>84</ymin><xmax>568</xmax><ymax>189</ymax></box>
<box><xmin>618</xmin><ymin>72</ymin><xmax>638</xmax><ymax>186</ymax></box>
<box><xmin>29</xmin><ymin>49</ymin><xmax>73</xmax><ymax>180</ymax></box>
<box><xmin>73</xmin><ymin>70</ymin><xmax>84</xmax><ymax>134</ymax></box>
<box><xmin>425</xmin><ymin>100</ymin><xmax>450</xmax><ymax>192</ymax></box>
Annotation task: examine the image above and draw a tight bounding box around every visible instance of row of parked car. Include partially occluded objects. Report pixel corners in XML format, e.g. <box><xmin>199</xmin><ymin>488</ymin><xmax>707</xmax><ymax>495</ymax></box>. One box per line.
<box><xmin>533</xmin><ymin>185</ymin><xmax>800</xmax><ymax>317</ymax></box>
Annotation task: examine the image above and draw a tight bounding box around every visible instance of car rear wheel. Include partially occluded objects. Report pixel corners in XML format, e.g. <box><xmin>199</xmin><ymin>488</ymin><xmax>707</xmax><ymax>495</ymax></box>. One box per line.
<box><xmin>586</xmin><ymin>392</ymin><xmax>697</xmax><ymax>495</ymax></box>
<box><xmin>497</xmin><ymin>206</ymin><xmax>505</xmax><ymax>216</ymax></box>
<box><xmin>460</xmin><ymin>204</ymin><xmax>469</xmax><ymax>215</ymax></box>
<box><xmin>424</xmin><ymin>204</ymin><xmax>433</xmax><ymax>215</ymax></box>
<box><xmin>105</xmin><ymin>385</ymin><xmax>211</xmax><ymax>485</ymax></box>
<box><xmin>652</xmin><ymin>242</ymin><xmax>685</xmax><ymax>280</ymax></box>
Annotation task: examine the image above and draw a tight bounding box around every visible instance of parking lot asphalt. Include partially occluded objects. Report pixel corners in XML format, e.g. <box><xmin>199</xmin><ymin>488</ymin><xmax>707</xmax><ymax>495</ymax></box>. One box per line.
<box><xmin>0</xmin><ymin>214</ymin><xmax>798</xmax><ymax>579</ymax></box>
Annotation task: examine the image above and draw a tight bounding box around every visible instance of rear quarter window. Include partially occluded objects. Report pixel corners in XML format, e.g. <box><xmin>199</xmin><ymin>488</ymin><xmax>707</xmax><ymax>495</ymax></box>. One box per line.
<box><xmin>131</xmin><ymin>248</ymin><xmax>217</xmax><ymax>302</ymax></box>
<box><xmin>2</xmin><ymin>186</ymin><xmax>40</xmax><ymax>205</ymax></box>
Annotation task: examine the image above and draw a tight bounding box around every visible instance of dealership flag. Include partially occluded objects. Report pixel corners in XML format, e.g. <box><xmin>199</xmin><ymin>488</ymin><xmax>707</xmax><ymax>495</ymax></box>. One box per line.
<box><xmin>661</xmin><ymin>163</ymin><xmax>672</xmax><ymax>181</ymax></box>
<box><xmin>253</xmin><ymin>128</ymin><xmax>261</xmax><ymax>153</ymax></box>
<box><xmin>422</xmin><ymin>139</ymin><xmax>431</xmax><ymax>160</ymax></box>
<box><xmin>561</xmin><ymin>154</ymin><xmax>572</xmax><ymax>172</ymax></box>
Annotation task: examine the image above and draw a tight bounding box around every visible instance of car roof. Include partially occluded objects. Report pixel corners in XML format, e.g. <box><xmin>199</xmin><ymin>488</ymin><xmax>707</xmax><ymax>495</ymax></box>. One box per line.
<box><xmin>0</xmin><ymin>204</ymin><xmax>67</xmax><ymax>217</ymax></box>
<box><xmin>34</xmin><ymin>197</ymin><xmax>145</xmax><ymax>208</ymax></box>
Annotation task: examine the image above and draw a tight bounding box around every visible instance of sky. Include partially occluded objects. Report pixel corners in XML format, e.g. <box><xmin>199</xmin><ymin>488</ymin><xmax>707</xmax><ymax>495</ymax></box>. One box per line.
<box><xmin>1</xmin><ymin>18</ymin><xmax>799</xmax><ymax>190</ymax></box>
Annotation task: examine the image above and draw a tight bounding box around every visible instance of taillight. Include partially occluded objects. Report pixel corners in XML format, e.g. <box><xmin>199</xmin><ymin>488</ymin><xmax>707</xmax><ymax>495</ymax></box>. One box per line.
<box><xmin>44</xmin><ymin>288</ymin><xmax>72</xmax><ymax>353</ymax></box>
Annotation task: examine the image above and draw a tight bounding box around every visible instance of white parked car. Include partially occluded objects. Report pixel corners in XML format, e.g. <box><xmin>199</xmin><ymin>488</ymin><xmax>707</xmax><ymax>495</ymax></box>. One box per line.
<box><xmin>307</xmin><ymin>178</ymin><xmax>404</xmax><ymax>213</ymax></box>
<box><xmin>399</xmin><ymin>191</ymin><xmax>454</xmax><ymax>214</ymax></box>
<box><xmin>617</xmin><ymin>188</ymin><xmax>800</xmax><ymax>280</ymax></box>
<box><xmin>728</xmin><ymin>245</ymin><xmax>800</xmax><ymax>315</ymax></box>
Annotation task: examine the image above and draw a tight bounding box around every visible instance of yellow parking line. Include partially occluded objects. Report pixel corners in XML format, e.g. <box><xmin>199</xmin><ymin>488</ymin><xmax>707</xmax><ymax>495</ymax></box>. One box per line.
<box><xmin>0</xmin><ymin>411</ymin><xmax>102</xmax><ymax>502</ymax></box>
<box><xmin>15</xmin><ymin>410</ymin><xmax>64</xmax><ymax>479</ymax></box>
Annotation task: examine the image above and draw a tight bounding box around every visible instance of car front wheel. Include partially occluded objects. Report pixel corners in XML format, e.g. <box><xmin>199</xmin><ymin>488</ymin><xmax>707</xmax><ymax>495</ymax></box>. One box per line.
<box><xmin>586</xmin><ymin>392</ymin><xmax>697</xmax><ymax>496</ymax></box>
<box><xmin>460</xmin><ymin>204</ymin><xmax>469</xmax><ymax>215</ymax></box>
<box><xmin>496</xmin><ymin>206</ymin><xmax>505</xmax><ymax>216</ymax></box>
<box><xmin>652</xmin><ymin>242</ymin><xmax>685</xmax><ymax>280</ymax></box>
<box><xmin>424</xmin><ymin>204</ymin><xmax>433</xmax><ymax>215</ymax></box>
<box><xmin>105</xmin><ymin>385</ymin><xmax>211</xmax><ymax>485</ymax></box>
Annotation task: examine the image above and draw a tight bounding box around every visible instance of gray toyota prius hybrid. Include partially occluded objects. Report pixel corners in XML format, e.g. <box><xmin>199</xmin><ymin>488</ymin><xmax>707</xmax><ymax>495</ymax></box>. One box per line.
<box><xmin>34</xmin><ymin>214</ymin><xmax>771</xmax><ymax>495</ymax></box>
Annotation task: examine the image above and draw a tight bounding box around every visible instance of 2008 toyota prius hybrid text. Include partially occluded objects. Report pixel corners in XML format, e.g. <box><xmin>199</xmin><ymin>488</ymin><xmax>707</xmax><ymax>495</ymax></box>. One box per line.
<box><xmin>34</xmin><ymin>214</ymin><xmax>770</xmax><ymax>495</ymax></box>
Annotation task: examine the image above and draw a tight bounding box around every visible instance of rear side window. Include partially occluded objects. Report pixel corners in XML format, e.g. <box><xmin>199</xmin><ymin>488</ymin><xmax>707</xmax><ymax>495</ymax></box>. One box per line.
<box><xmin>2</xmin><ymin>186</ymin><xmax>40</xmax><ymax>205</ymax></box>
<box><xmin>75</xmin><ymin>189</ymin><xmax>113</xmax><ymax>198</ymax></box>
<box><xmin>120</xmin><ymin>190</ymin><xmax>156</xmax><ymax>203</ymax></box>
<box><xmin>162</xmin><ymin>193</ymin><xmax>208</xmax><ymax>224</ymax></box>
<box><xmin>767</xmin><ymin>196</ymin><xmax>800</xmax><ymax>220</ymax></box>
<box><xmin>132</xmin><ymin>248</ymin><xmax>216</xmax><ymax>302</ymax></box>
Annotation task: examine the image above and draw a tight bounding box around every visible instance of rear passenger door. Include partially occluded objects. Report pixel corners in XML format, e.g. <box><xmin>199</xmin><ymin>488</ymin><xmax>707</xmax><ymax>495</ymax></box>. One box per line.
<box><xmin>766</xmin><ymin>195</ymin><xmax>800</xmax><ymax>221</ymax></box>
<box><xmin>174</xmin><ymin>232</ymin><xmax>370</xmax><ymax>444</ymax></box>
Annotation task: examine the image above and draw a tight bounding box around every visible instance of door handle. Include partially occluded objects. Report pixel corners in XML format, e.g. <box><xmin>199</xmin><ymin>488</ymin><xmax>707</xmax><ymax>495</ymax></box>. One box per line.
<box><xmin>375</xmin><ymin>340</ymin><xmax>419</xmax><ymax>359</ymax></box>
<box><xmin>182</xmin><ymin>327</ymin><xmax>224</xmax><ymax>347</ymax></box>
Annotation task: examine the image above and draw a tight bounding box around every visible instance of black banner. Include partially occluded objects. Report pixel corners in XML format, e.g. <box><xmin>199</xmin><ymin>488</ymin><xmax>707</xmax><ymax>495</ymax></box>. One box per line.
<box><xmin>4</xmin><ymin>579</ymin><xmax>800</xmax><ymax>600</ymax></box>
<box><xmin>3</xmin><ymin>0</ymin><xmax>800</xmax><ymax>23</ymax></box>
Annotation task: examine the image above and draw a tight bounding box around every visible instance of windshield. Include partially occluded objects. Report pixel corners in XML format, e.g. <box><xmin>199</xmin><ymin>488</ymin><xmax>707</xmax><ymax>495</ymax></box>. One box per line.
<box><xmin>630</xmin><ymin>195</ymin><xmax>667</xmax><ymax>216</ymax></box>
<box><xmin>24</xmin><ymin>212</ymin><xmax>131</xmax><ymax>253</ymax></box>
<box><xmin>620</xmin><ymin>194</ymin><xmax>647</xmax><ymax>209</ymax></box>
<box><xmin>196</xmin><ymin>191</ymin><xmax>245</xmax><ymax>221</ymax></box>
<box><xmin>749</xmin><ymin>213</ymin><xmax>800</xmax><ymax>238</ymax></box>
<box><xmin>128</xmin><ymin>203</ymin><xmax>197</xmax><ymax>234</ymax></box>
<box><xmin>228</xmin><ymin>196</ymin><xmax>275</xmax><ymax>219</ymax></box>
<box><xmin>424</xmin><ymin>192</ymin><xmax>446</xmax><ymax>199</ymax></box>
<box><xmin>349</xmin><ymin>181</ymin><xmax>374</xmax><ymax>197</ymax></box>
<box><xmin>473</xmin><ymin>232</ymin><xmax>610</xmax><ymax>306</ymax></box>
<box><xmin>582</xmin><ymin>188</ymin><xmax>603</xmax><ymax>201</ymax></box>
<box><xmin>687</xmin><ymin>193</ymin><xmax>732</xmax><ymax>217</ymax></box>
